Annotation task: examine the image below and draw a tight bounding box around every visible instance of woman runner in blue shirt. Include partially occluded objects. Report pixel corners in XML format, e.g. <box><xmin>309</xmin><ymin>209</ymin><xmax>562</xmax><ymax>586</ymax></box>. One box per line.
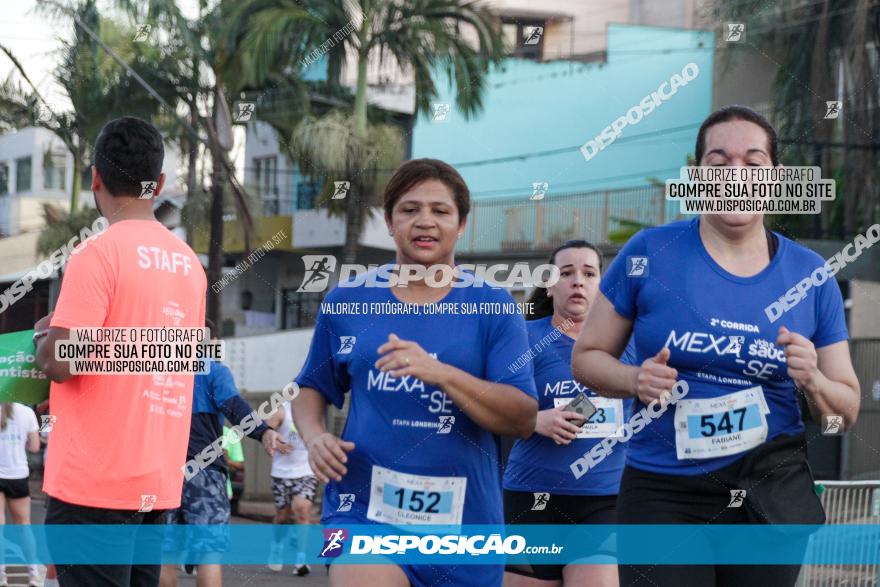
<box><xmin>504</xmin><ymin>240</ymin><xmax>627</xmax><ymax>587</ymax></box>
<box><xmin>292</xmin><ymin>159</ymin><xmax>539</xmax><ymax>587</ymax></box>
<box><xmin>571</xmin><ymin>105</ymin><xmax>861</xmax><ymax>587</ymax></box>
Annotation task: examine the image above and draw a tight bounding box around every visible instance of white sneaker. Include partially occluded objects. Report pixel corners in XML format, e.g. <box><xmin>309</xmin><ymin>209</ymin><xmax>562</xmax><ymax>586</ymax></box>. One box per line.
<box><xmin>28</xmin><ymin>571</ymin><xmax>43</xmax><ymax>587</ymax></box>
<box><xmin>267</xmin><ymin>542</ymin><xmax>283</xmax><ymax>572</ymax></box>
<box><xmin>0</xmin><ymin>573</ymin><xmax>7</xmax><ymax>587</ymax></box>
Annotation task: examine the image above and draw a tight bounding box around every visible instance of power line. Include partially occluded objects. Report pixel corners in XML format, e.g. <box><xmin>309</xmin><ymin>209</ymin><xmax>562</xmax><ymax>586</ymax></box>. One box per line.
<box><xmin>239</xmin><ymin>122</ymin><xmax>701</xmax><ymax>177</ymax></box>
<box><xmin>42</xmin><ymin>1</ymin><xmax>204</xmax><ymax>145</ymax></box>
<box><xmin>468</xmin><ymin>168</ymin><xmax>677</xmax><ymax>198</ymax></box>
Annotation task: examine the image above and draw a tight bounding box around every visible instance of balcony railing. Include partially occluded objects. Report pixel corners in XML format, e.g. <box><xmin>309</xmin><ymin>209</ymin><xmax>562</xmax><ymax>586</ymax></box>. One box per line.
<box><xmin>798</xmin><ymin>481</ymin><xmax>880</xmax><ymax>586</ymax></box>
<box><xmin>459</xmin><ymin>185</ymin><xmax>681</xmax><ymax>254</ymax></box>
<box><xmin>236</xmin><ymin>183</ymin><xmax>682</xmax><ymax>253</ymax></box>
<box><xmin>243</xmin><ymin>179</ymin><xmax>322</xmax><ymax>217</ymax></box>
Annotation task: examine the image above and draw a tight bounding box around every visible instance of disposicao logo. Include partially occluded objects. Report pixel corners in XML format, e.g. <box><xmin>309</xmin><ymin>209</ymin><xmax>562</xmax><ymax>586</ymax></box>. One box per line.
<box><xmin>320</xmin><ymin>528</ymin><xmax>348</xmax><ymax>558</ymax></box>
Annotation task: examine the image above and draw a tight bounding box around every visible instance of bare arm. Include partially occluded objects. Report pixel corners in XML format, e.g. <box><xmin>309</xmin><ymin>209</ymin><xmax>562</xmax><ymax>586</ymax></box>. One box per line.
<box><xmin>292</xmin><ymin>387</ymin><xmax>355</xmax><ymax>484</ymax></box>
<box><xmin>224</xmin><ymin>449</ymin><xmax>244</xmax><ymax>473</ymax></box>
<box><xmin>435</xmin><ymin>368</ymin><xmax>538</xmax><ymax>438</ymax></box>
<box><xmin>26</xmin><ymin>431</ymin><xmax>40</xmax><ymax>453</ymax></box>
<box><xmin>375</xmin><ymin>335</ymin><xmax>537</xmax><ymax>438</ymax></box>
<box><xmin>778</xmin><ymin>328</ymin><xmax>860</xmax><ymax>430</ymax></box>
<box><xmin>571</xmin><ymin>294</ymin><xmax>639</xmax><ymax>398</ymax></box>
<box><xmin>34</xmin><ymin>320</ymin><xmax>74</xmax><ymax>384</ymax></box>
<box><xmin>572</xmin><ymin>294</ymin><xmax>679</xmax><ymax>405</ymax></box>
<box><xmin>292</xmin><ymin>387</ymin><xmax>330</xmax><ymax>446</ymax></box>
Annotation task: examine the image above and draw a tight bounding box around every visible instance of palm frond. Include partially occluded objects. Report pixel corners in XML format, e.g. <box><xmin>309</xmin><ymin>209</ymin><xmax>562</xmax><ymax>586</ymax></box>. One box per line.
<box><xmin>35</xmin><ymin>205</ymin><xmax>104</xmax><ymax>258</ymax></box>
<box><xmin>290</xmin><ymin>109</ymin><xmax>403</xmax><ymax>212</ymax></box>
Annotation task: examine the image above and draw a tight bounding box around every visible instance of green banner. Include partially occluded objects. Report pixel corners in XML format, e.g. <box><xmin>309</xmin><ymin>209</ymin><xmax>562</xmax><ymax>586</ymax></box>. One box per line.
<box><xmin>0</xmin><ymin>330</ymin><xmax>50</xmax><ymax>404</ymax></box>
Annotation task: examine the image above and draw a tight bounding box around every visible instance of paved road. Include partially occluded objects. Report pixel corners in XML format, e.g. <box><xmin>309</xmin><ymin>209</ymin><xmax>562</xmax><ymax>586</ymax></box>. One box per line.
<box><xmin>22</xmin><ymin>496</ymin><xmax>330</xmax><ymax>587</ymax></box>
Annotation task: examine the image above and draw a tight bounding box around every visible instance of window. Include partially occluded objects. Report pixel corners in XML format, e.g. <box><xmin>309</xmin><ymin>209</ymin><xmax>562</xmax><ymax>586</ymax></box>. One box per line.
<box><xmin>281</xmin><ymin>290</ymin><xmax>323</xmax><ymax>329</ymax></box>
<box><xmin>253</xmin><ymin>156</ymin><xmax>278</xmax><ymax>213</ymax></box>
<box><xmin>0</xmin><ymin>163</ymin><xmax>8</xmax><ymax>195</ymax></box>
<box><xmin>501</xmin><ymin>18</ymin><xmax>545</xmax><ymax>60</ymax></box>
<box><xmin>296</xmin><ymin>177</ymin><xmax>321</xmax><ymax>210</ymax></box>
<box><xmin>502</xmin><ymin>23</ymin><xmax>518</xmax><ymax>52</ymax></box>
<box><xmin>15</xmin><ymin>157</ymin><xmax>31</xmax><ymax>192</ymax></box>
<box><xmin>43</xmin><ymin>152</ymin><xmax>66</xmax><ymax>190</ymax></box>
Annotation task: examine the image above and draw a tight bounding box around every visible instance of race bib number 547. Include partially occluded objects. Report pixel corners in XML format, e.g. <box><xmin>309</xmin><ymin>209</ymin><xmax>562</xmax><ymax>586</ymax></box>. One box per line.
<box><xmin>674</xmin><ymin>386</ymin><xmax>769</xmax><ymax>460</ymax></box>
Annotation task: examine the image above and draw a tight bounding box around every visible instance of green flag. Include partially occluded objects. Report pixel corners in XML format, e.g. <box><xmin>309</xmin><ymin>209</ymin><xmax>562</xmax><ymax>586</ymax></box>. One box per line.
<box><xmin>0</xmin><ymin>330</ymin><xmax>50</xmax><ymax>403</ymax></box>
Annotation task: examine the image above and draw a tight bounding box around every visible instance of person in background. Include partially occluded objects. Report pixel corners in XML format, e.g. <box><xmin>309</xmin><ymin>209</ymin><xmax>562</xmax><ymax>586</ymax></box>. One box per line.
<box><xmin>0</xmin><ymin>403</ymin><xmax>41</xmax><ymax>586</ymax></box>
<box><xmin>33</xmin><ymin>401</ymin><xmax>55</xmax><ymax>587</ymax></box>
<box><xmin>264</xmin><ymin>401</ymin><xmax>316</xmax><ymax>577</ymax></box>
<box><xmin>504</xmin><ymin>241</ymin><xmax>626</xmax><ymax>587</ymax></box>
<box><xmin>159</xmin><ymin>319</ymin><xmax>289</xmax><ymax>587</ymax></box>
<box><xmin>175</xmin><ymin>427</ymin><xmax>244</xmax><ymax>579</ymax></box>
<box><xmin>222</xmin><ymin>425</ymin><xmax>245</xmax><ymax>514</ymax></box>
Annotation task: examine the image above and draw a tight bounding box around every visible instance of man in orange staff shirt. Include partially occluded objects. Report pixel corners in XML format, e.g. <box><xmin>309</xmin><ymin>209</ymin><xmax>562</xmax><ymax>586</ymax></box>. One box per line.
<box><xmin>34</xmin><ymin>117</ymin><xmax>207</xmax><ymax>587</ymax></box>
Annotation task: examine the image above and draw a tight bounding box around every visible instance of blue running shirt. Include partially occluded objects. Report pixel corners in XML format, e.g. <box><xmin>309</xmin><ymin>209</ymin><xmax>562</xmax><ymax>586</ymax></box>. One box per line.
<box><xmin>601</xmin><ymin>218</ymin><xmax>848</xmax><ymax>475</ymax></box>
<box><xmin>295</xmin><ymin>266</ymin><xmax>538</xmax><ymax>526</ymax></box>
<box><xmin>504</xmin><ymin>317</ymin><xmax>634</xmax><ymax>495</ymax></box>
<box><xmin>187</xmin><ymin>361</ymin><xmax>269</xmax><ymax>474</ymax></box>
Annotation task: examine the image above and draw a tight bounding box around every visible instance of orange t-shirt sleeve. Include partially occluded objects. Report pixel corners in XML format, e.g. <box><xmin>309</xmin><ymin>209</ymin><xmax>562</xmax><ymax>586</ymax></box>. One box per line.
<box><xmin>50</xmin><ymin>242</ymin><xmax>115</xmax><ymax>330</ymax></box>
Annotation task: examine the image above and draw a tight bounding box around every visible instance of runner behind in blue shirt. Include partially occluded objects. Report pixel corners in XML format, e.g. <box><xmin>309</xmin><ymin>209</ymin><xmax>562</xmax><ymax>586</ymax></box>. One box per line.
<box><xmin>160</xmin><ymin>319</ymin><xmax>290</xmax><ymax>587</ymax></box>
<box><xmin>504</xmin><ymin>240</ymin><xmax>629</xmax><ymax>587</ymax></box>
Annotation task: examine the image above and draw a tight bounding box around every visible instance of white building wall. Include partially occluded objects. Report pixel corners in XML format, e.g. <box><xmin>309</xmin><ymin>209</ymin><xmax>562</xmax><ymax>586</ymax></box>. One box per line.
<box><xmin>243</xmin><ymin>120</ymin><xmax>294</xmax><ymax>203</ymax></box>
<box><xmin>224</xmin><ymin>328</ymin><xmax>314</xmax><ymax>394</ymax></box>
<box><xmin>0</xmin><ymin>126</ymin><xmax>184</xmax><ymax>236</ymax></box>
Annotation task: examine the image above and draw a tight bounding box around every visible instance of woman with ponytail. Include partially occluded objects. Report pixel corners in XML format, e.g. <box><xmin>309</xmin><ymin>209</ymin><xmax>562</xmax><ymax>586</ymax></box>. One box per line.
<box><xmin>503</xmin><ymin>240</ymin><xmax>630</xmax><ymax>587</ymax></box>
<box><xmin>571</xmin><ymin>106</ymin><xmax>860</xmax><ymax>586</ymax></box>
<box><xmin>0</xmin><ymin>402</ymin><xmax>41</xmax><ymax>586</ymax></box>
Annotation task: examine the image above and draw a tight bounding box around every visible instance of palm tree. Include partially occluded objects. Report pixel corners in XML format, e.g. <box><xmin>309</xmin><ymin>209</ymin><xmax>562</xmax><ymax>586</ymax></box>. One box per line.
<box><xmin>289</xmin><ymin>110</ymin><xmax>404</xmax><ymax>259</ymax></box>
<box><xmin>229</xmin><ymin>0</ymin><xmax>504</xmax><ymax>263</ymax></box>
<box><xmin>0</xmin><ymin>0</ymin><xmax>181</xmax><ymax>212</ymax></box>
<box><xmin>111</xmin><ymin>0</ymin><xmax>295</xmax><ymax>328</ymax></box>
<box><xmin>710</xmin><ymin>0</ymin><xmax>880</xmax><ymax>237</ymax></box>
<box><xmin>36</xmin><ymin>203</ymin><xmax>103</xmax><ymax>261</ymax></box>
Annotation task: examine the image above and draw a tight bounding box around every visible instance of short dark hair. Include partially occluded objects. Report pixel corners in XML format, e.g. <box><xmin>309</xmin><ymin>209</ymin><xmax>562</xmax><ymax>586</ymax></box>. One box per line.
<box><xmin>527</xmin><ymin>240</ymin><xmax>603</xmax><ymax>320</ymax></box>
<box><xmin>93</xmin><ymin>117</ymin><xmax>164</xmax><ymax>197</ymax></box>
<box><xmin>695</xmin><ymin>105</ymin><xmax>779</xmax><ymax>166</ymax></box>
<box><xmin>383</xmin><ymin>158</ymin><xmax>470</xmax><ymax>223</ymax></box>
